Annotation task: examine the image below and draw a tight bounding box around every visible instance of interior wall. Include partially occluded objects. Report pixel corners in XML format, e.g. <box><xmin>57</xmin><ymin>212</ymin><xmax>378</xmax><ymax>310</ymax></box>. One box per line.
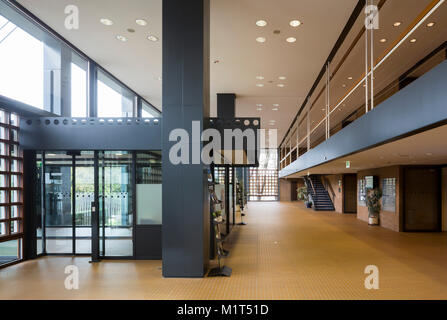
<box><xmin>279</xmin><ymin>178</ymin><xmax>292</xmax><ymax>201</ymax></box>
<box><xmin>357</xmin><ymin>166</ymin><xmax>402</xmax><ymax>232</ymax></box>
<box><xmin>442</xmin><ymin>168</ymin><xmax>447</xmax><ymax>231</ymax></box>
<box><xmin>322</xmin><ymin>175</ymin><xmax>343</xmax><ymax>213</ymax></box>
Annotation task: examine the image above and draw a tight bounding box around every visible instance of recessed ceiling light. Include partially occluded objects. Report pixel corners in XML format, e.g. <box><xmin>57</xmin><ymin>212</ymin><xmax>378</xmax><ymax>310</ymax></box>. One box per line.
<box><xmin>393</xmin><ymin>22</ymin><xmax>402</xmax><ymax>27</ymax></box>
<box><xmin>278</xmin><ymin>76</ymin><xmax>286</xmax><ymax>80</ymax></box>
<box><xmin>427</xmin><ymin>22</ymin><xmax>436</xmax><ymax>27</ymax></box>
<box><xmin>116</xmin><ymin>35</ymin><xmax>127</xmax><ymax>42</ymax></box>
<box><xmin>289</xmin><ymin>20</ymin><xmax>302</xmax><ymax>27</ymax></box>
<box><xmin>286</xmin><ymin>37</ymin><xmax>297</xmax><ymax>43</ymax></box>
<box><xmin>147</xmin><ymin>35</ymin><xmax>159</xmax><ymax>42</ymax></box>
<box><xmin>256</xmin><ymin>104</ymin><xmax>263</xmax><ymax>107</ymax></box>
<box><xmin>136</xmin><ymin>19</ymin><xmax>148</xmax><ymax>26</ymax></box>
<box><xmin>256</xmin><ymin>83</ymin><xmax>264</xmax><ymax>87</ymax></box>
<box><xmin>257</xmin><ymin>107</ymin><xmax>263</xmax><ymax>111</ymax></box>
<box><xmin>256</xmin><ymin>76</ymin><xmax>264</xmax><ymax>80</ymax></box>
<box><xmin>380</xmin><ymin>38</ymin><xmax>387</xmax><ymax>43</ymax></box>
<box><xmin>348</xmin><ymin>76</ymin><xmax>353</xmax><ymax>80</ymax></box>
<box><xmin>100</xmin><ymin>18</ymin><xmax>113</xmax><ymax>26</ymax></box>
<box><xmin>256</xmin><ymin>20</ymin><xmax>267</xmax><ymax>27</ymax></box>
<box><xmin>272</xmin><ymin>108</ymin><xmax>279</xmax><ymax>111</ymax></box>
<box><xmin>426</xmin><ymin>152</ymin><xmax>433</xmax><ymax>156</ymax></box>
<box><xmin>277</xmin><ymin>84</ymin><xmax>285</xmax><ymax>88</ymax></box>
<box><xmin>273</xmin><ymin>104</ymin><xmax>280</xmax><ymax>107</ymax></box>
<box><xmin>256</xmin><ymin>37</ymin><xmax>266</xmax><ymax>43</ymax></box>
<box><xmin>410</xmin><ymin>38</ymin><xmax>417</xmax><ymax>43</ymax></box>
<box><xmin>342</xmin><ymin>84</ymin><xmax>347</xmax><ymax>87</ymax></box>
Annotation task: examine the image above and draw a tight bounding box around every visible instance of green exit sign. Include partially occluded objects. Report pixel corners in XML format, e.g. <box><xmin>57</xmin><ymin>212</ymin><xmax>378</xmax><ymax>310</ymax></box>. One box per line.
<box><xmin>346</xmin><ymin>161</ymin><xmax>351</xmax><ymax>169</ymax></box>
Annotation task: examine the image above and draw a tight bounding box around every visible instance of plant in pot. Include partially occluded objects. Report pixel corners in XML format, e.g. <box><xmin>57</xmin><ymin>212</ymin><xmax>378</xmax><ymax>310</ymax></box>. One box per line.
<box><xmin>297</xmin><ymin>186</ymin><xmax>313</xmax><ymax>208</ymax></box>
<box><xmin>366</xmin><ymin>188</ymin><xmax>382</xmax><ymax>226</ymax></box>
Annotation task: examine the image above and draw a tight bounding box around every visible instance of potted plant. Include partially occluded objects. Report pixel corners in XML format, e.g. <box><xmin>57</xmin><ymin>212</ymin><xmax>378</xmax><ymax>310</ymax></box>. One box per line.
<box><xmin>366</xmin><ymin>188</ymin><xmax>382</xmax><ymax>226</ymax></box>
<box><xmin>297</xmin><ymin>186</ymin><xmax>313</xmax><ymax>208</ymax></box>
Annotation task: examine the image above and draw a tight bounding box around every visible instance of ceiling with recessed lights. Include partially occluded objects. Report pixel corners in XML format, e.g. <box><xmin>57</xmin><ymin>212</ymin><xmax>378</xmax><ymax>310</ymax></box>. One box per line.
<box><xmin>16</xmin><ymin>0</ymin><xmax>360</xmax><ymax>144</ymax></box>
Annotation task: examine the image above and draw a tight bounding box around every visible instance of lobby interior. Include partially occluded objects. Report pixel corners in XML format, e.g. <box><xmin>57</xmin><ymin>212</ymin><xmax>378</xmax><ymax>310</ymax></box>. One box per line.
<box><xmin>1</xmin><ymin>0</ymin><xmax>447</xmax><ymax>300</ymax></box>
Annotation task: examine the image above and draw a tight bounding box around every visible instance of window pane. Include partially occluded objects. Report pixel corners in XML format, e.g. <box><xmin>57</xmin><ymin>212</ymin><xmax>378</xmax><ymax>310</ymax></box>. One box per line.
<box><xmin>0</xmin><ymin>13</ymin><xmax>44</xmax><ymax>109</ymax></box>
<box><xmin>71</xmin><ymin>54</ymin><xmax>88</xmax><ymax>117</ymax></box>
<box><xmin>97</xmin><ymin>70</ymin><xmax>135</xmax><ymax>118</ymax></box>
<box><xmin>0</xmin><ymin>143</ymin><xmax>7</xmax><ymax>156</ymax></box>
<box><xmin>11</xmin><ymin>206</ymin><xmax>19</xmax><ymax>218</ymax></box>
<box><xmin>0</xmin><ymin>239</ymin><xmax>21</xmax><ymax>265</ymax></box>
<box><xmin>0</xmin><ymin>207</ymin><xmax>5</xmax><ymax>220</ymax></box>
<box><xmin>142</xmin><ymin>101</ymin><xmax>160</xmax><ymax>118</ymax></box>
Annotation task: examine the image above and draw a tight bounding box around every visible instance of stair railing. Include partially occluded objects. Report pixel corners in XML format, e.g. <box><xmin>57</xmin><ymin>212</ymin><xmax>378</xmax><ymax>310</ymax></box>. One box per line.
<box><xmin>322</xmin><ymin>177</ymin><xmax>336</xmax><ymax>202</ymax></box>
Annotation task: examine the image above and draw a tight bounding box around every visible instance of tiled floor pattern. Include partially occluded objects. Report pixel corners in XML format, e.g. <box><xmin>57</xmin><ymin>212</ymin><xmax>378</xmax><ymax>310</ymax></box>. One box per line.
<box><xmin>1</xmin><ymin>201</ymin><xmax>446</xmax><ymax>299</ymax></box>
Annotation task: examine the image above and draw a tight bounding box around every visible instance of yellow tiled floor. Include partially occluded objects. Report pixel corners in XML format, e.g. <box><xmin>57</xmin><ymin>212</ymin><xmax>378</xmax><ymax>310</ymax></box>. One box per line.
<box><xmin>1</xmin><ymin>201</ymin><xmax>447</xmax><ymax>300</ymax></box>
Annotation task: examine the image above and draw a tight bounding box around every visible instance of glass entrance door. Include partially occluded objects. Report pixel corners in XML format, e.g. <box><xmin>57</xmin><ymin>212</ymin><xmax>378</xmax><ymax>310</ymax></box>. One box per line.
<box><xmin>40</xmin><ymin>151</ymin><xmax>134</xmax><ymax>258</ymax></box>
<box><xmin>98</xmin><ymin>151</ymin><xmax>133</xmax><ymax>257</ymax></box>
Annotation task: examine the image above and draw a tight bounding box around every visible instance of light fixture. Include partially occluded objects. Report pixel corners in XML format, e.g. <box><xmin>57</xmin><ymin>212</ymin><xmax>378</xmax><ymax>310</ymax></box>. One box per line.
<box><xmin>256</xmin><ymin>104</ymin><xmax>263</xmax><ymax>107</ymax></box>
<box><xmin>286</xmin><ymin>37</ymin><xmax>296</xmax><ymax>43</ymax></box>
<box><xmin>427</xmin><ymin>22</ymin><xmax>436</xmax><ymax>27</ymax></box>
<box><xmin>100</xmin><ymin>18</ymin><xmax>113</xmax><ymax>26</ymax></box>
<box><xmin>256</xmin><ymin>76</ymin><xmax>264</xmax><ymax>80</ymax></box>
<box><xmin>272</xmin><ymin>108</ymin><xmax>279</xmax><ymax>111</ymax></box>
<box><xmin>410</xmin><ymin>38</ymin><xmax>417</xmax><ymax>43</ymax></box>
<box><xmin>277</xmin><ymin>84</ymin><xmax>285</xmax><ymax>88</ymax></box>
<box><xmin>257</xmin><ymin>107</ymin><xmax>263</xmax><ymax>111</ymax></box>
<box><xmin>116</xmin><ymin>35</ymin><xmax>127</xmax><ymax>42</ymax></box>
<box><xmin>342</xmin><ymin>84</ymin><xmax>347</xmax><ymax>88</ymax></box>
<box><xmin>136</xmin><ymin>19</ymin><xmax>148</xmax><ymax>26</ymax></box>
<box><xmin>256</xmin><ymin>20</ymin><xmax>267</xmax><ymax>27</ymax></box>
<box><xmin>147</xmin><ymin>35</ymin><xmax>159</xmax><ymax>42</ymax></box>
<box><xmin>393</xmin><ymin>21</ymin><xmax>402</xmax><ymax>27</ymax></box>
<box><xmin>380</xmin><ymin>38</ymin><xmax>387</xmax><ymax>43</ymax></box>
<box><xmin>256</xmin><ymin>37</ymin><xmax>266</xmax><ymax>43</ymax></box>
<box><xmin>289</xmin><ymin>20</ymin><xmax>302</xmax><ymax>27</ymax></box>
<box><xmin>273</xmin><ymin>104</ymin><xmax>280</xmax><ymax>107</ymax></box>
<box><xmin>278</xmin><ymin>76</ymin><xmax>286</xmax><ymax>80</ymax></box>
<box><xmin>256</xmin><ymin>83</ymin><xmax>264</xmax><ymax>87</ymax></box>
<box><xmin>426</xmin><ymin>152</ymin><xmax>433</xmax><ymax>156</ymax></box>
<box><xmin>348</xmin><ymin>76</ymin><xmax>353</xmax><ymax>80</ymax></box>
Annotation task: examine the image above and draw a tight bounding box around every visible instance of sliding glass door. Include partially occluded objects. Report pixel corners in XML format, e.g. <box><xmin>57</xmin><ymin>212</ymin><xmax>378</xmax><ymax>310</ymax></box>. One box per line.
<box><xmin>39</xmin><ymin>151</ymin><xmax>134</xmax><ymax>258</ymax></box>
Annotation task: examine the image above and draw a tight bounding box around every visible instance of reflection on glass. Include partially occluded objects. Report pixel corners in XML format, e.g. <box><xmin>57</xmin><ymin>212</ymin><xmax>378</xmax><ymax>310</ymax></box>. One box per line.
<box><xmin>0</xmin><ymin>239</ymin><xmax>21</xmax><ymax>266</ymax></box>
<box><xmin>44</xmin><ymin>152</ymin><xmax>73</xmax><ymax>254</ymax></box>
<box><xmin>136</xmin><ymin>152</ymin><xmax>162</xmax><ymax>225</ymax></box>
<box><xmin>99</xmin><ymin>151</ymin><xmax>133</xmax><ymax>256</ymax></box>
<box><xmin>74</xmin><ymin>151</ymin><xmax>94</xmax><ymax>254</ymax></box>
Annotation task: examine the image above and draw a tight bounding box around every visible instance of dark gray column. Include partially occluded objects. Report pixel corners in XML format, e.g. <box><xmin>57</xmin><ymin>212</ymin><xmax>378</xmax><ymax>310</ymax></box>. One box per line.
<box><xmin>162</xmin><ymin>0</ymin><xmax>210</xmax><ymax>278</ymax></box>
<box><xmin>217</xmin><ymin>93</ymin><xmax>236</xmax><ymax>118</ymax></box>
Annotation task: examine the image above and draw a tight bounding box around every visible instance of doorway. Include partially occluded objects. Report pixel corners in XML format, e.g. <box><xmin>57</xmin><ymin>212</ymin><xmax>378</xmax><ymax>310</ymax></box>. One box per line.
<box><xmin>343</xmin><ymin>174</ymin><xmax>357</xmax><ymax>214</ymax></box>
<box><xmin>39</xmin><ymin>151</ymin><xmax>133</xmax><ymax>257</ymax></box>
<box><xmin>404</xmin><ymin>167</ymin><xmax>441</xmax><ymax>232</ymax></box>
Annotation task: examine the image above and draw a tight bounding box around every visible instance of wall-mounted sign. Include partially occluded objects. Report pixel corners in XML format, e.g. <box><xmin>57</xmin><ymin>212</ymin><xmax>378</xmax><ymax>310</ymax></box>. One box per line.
<box><xmin>346</xmin><ymin>161</ymin><xmax>351</xmax><ymax>169</ymax></box>
<box><xmin>382</xmin><ymin>178</ymin><xmax>396</xmax><ymax>212</ymax></box>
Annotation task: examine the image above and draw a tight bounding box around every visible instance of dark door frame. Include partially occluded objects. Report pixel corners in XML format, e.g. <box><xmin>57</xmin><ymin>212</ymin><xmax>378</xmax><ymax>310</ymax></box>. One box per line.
<box><xmin>343</xmin><ymin>174</ymin><xmax>357</xmax><ymax>214</ymax></box>
<box><xmin>402</xmin><ymin>165</ymin><xmax>442</xmax><ymax>232</ymax></box>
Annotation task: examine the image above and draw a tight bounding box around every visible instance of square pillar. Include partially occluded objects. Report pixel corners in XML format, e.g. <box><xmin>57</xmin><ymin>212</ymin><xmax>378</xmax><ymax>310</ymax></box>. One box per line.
<box><xmin>162</xmin><ymin>0</ymin><xmax>210</xmax><ymax>277</ymax></box>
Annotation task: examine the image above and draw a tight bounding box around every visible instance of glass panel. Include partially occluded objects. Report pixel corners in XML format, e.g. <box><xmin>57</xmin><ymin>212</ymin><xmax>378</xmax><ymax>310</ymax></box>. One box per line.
<box><xmin>44</xmin><ymin>152</ymin><xmax>73</xmax><ymax>254</ymax></box>
<box><xmin>10</xmin><ymin>220</ymin><xmax>19</xmax><ymax>234</ymax></box>
<box><xmin>71</xmin><ymin>53</ymin><xmax>88</xmax><ymax>117</ymax></box>
<box><xmin>11</xmin><ymin>159</ymin><xmax>20</xmax><ymax>172</ymax></box>
<box><xmin>0</xmin><ymin>207</ymin><xmax>5</xmax><ymax>220</ymax></box>
<box><xmin>0</xmin><ymin>143</ymin><xmax>7</xmax><ymax>156</ymax></box>
<box><xmin>136</xmin><ymin>151</ymin><xmax>162</xmax><ymax>225</ymax></box>
<box><xmin>0</xmin><ymin>174</ymin><xmax>7</xmax><ymax>187</ymax></box>
<box><xmin>97</xmin><ymin>69</ymin><xmax>135</xmax><ymax>118</ymax></box>
<box><xmin>99</xmin><ymin>151</ymin><xmax>133</xmax><ymax>256</ymax></box>
<box><xmin>0</xmin><ymin>239</ymin><xmax>20</xmax><ymax>266</ymax></box>
<box><xmin>0</xmin><ymin>127</ymin><xmax>7</xmax><ymax>140</ymax></box>
<box><xmin>36</xmin><ymin>152</ymin><xmax>43</xmax><ymax>255</ymax></box>
<box><xmin>0</xmin><ymin>222</ymin><xmax>6</xmax><ymax>236</ymax></box>
<box><xmin>10</xmin><ymin>174</ymin><xmax>19</xmax><ymax>188</ymax></box>
<box><xmin>11</xmin><ymin>206</ymin><xmax>19</xmax><ymax>218</ymax></box>
<box><xmin>74</xmin><ymin>151</ymin><xmax>94</xmax><ymax>254</ymax></box>
<box><xmin>0</xmin><ymin>191</ymin><xmax>6</xmax><ymax>203</ymax></box>
<box><xmin>141</xmin><ymin>101</ymin><xmax>160</xmax><ymax>118</ymax></box>
<box><xmin>0</xmin><ymin>9</ymin><xmax>45</xmax><ymax>109</ymax></box>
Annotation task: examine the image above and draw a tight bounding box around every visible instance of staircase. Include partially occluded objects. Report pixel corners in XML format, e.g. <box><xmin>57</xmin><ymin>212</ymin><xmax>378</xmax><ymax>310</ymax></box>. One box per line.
<box><xmin>304</xmin><ymin>175</ymin><xmax>335</xmax><ymax>211</ymax></box>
